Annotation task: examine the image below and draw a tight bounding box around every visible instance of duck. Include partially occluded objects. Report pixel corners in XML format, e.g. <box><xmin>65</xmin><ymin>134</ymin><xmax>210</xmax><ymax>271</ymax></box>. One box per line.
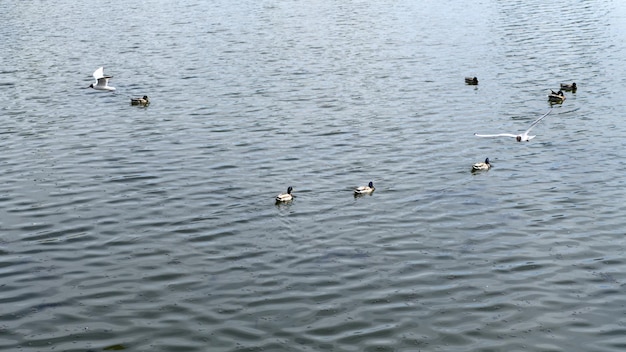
<box><xmin>465</xmin><ymin>77</ymin><xmax>479</xmax><ymax>85</ymax></box>
<box><xmin>474</xmin><ymin>109</ymin><xmax>552</xmax><ymax>142</ymax></box>
<box><xmin>276</xmin><ymin>186</ymin><xmax>294</xmax><ymax>202</ymax></box>
<box><xmin>88</xmin><ymin>67</ymin><xmax>115</xmax><ymax>91</ymax></box>
<box><xmin>354</xmin><ymin>181</ymin><xmax>375</xmax><ymax>195</ymax></box>
<box><xmin>130</xmin><ymin>96</ymin><xmax>150</xmax><ymax>106</ymax></box>
<box><xmin>560</xmin><ymin>82</ymin><xmax>577</xmax><ymax>91</ymax></box>
<box><xmin>472</xmin><ymin>158</ymin><xmax>491</xmax><ymax>172</ymax></box>
<box><xmin>548</xmin><ymin>90</ymin><xmax>566</xmax><ymax>103</ymax></box>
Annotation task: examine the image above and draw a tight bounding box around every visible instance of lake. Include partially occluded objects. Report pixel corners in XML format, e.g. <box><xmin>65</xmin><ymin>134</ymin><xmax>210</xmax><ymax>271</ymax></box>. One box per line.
<box><xmin>1</xmin><ymin>0</ymin><xmax>626</xmax><ymax>351</ymax></box>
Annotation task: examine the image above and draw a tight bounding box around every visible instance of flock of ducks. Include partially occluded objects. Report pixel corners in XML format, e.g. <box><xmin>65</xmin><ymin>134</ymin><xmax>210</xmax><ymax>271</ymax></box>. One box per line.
<box><xmin>467</xmin><ymin>77</ymin><xmax>576</xmax><ymax>173</ymax></box>
<box><xmin>87</xmin><ymin>67</ymin><xmax>150</xmax><ymax>106</ymax></box>
<box><xmin>547</xmin><ymin>83</ymin><xmax>577</xmax><ymax>103</ymax></box>
<box><xmin>276</xmin><ymin>77</ymin><xmax>578</xmax><ymax>201</ymax></box>
<box><xmin>275</xmin><ymin>181</ymin><xmax>375</xmax><ymax>203</ymax></box>
<box><xmin>86</xmin><ymin>67</ymin><xmax>575</xmax><ymax>202</ymax></box>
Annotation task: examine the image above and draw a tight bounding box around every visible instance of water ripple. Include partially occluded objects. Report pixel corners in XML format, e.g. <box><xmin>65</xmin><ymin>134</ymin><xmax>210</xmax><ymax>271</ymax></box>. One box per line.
<box><xmin>1</xmin><ymin>0</ymin><xmax>626</xmax><ymax>351</ymax></box>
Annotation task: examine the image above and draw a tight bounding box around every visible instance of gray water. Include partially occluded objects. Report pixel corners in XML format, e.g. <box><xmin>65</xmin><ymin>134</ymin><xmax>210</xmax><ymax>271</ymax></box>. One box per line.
<box><xmin>2</xmin><ymin>1</ymin><xmax>626</xmax><ymax>351</ymax></box>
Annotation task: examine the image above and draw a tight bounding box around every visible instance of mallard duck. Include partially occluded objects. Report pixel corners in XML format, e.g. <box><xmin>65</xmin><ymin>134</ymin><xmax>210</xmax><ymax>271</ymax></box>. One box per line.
<box><xmin>560</xmin><ymin>82</ymin><xmax>577</xmax><ymax>91</ymax></box>
<box><xmin>475</xmin><ymin>109</ymin><xmax>552</xmax><ymax>142</ymax></box>
<box><xmin>472</xmin><ymin>158</ymin><xmax>491</xmax><ymax>172</ymax></box>
<box><xmin>276</xmin><ymin>186</ymin><xmax>294</xmax><ymax>202</ymax></box>
<box><xmin>88</xmin><ymin>67</ymin><xmax>115</xmax><ymax>91</ymax></box>
<box><xmin>465</xmin><ymin>77</ymin><xmax>478</xmax><ymax>85</ymax></box>
<box><xmin>548</xmin><ymin>90</ymin><xmax>566</xmax><ymax>103</ymax></box>
<box><xmin>130</xmin><ymin>96</ymin><xmax>150</xmax><ymax>106</ymax></box>
<box><xmin>354</xmin><ymin>181</ymin><xmax>375</xmax><ymax>194</ymax></box>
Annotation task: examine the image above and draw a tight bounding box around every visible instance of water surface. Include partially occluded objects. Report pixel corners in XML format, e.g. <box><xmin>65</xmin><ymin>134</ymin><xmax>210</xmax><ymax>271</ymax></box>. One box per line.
<box><xmin>1</xmin><ymin>1</ymin><xmax>626</xmax><ymax>351</ymax></box>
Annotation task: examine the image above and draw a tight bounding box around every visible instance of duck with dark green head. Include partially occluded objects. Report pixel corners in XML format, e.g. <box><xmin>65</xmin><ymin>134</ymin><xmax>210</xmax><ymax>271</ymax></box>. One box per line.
<box><xmin>548</xmin><ymin>90</ymin><xmax>565</xmax><ymax>103</ymax></box>
<box><xmin>465</xmin><ymin>77</ymin><xmax>478</xmax><ymax>85</ymax></box>
<box><xmin>131</xmin><ymin>96</ymin><xmax>150</xmax><ymax>106</ymax></box>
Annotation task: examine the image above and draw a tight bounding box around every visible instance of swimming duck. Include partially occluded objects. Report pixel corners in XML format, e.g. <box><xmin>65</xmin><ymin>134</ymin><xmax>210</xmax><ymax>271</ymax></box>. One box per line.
<box><xmin>276</xmin><ymin>186</ymin><xmax>294</xmax><ymax>202</ymax></box>
<box><xmin>465</xmin><ymin>77</ymin><xmax>479</xmax><ymax>85</ymax></box>
<box><xmin>131</xmin><ymin>96</ymin><xmax>150</xmax><ymax>106</ymax></box>
<box><xmin>548</xmin><ymin>90</ymin><xmax>566</xmax><ymax>103</ymax></box>
<box><xmin>88</xmin><ymin>67</ymin><xmax>115</xmax><ymax>91</ymax></box>
<box><xmin>560</xmin><ymin>82</ymin><xmax>577</xmax><ymax>91</ymax></box>
<box><xmin>354</xmin><ymin>181</ymin><xmax>375</xmax><ymax>194</ymax></box>
<box><xmin>472</xmin><ymin>158</ymin><xmax>491</xmax><ymax>172</ymax></box>
<box><xmin>474</xmin><ymin>108</ymin><xmax>552</xmax><ymax>142</ymax></box>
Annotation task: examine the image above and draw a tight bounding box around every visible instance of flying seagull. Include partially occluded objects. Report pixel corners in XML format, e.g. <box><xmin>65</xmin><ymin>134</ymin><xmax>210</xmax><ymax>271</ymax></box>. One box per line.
<box><xmin>474</xmin><ymin>109</ymin><xmax>552</xmax><ymax>142</ymax></box>
<box><xmin>88</xmin><ymin>67</ymin><xmax>115</xmax><ymax>91</ymax></box>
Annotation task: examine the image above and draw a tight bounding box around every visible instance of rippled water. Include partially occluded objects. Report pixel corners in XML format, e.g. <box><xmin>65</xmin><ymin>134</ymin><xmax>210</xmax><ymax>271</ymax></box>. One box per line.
<box><xmin>2</xmin><ymin>1</ymin><xmax>626</xmax><ymax>351</ymax></box>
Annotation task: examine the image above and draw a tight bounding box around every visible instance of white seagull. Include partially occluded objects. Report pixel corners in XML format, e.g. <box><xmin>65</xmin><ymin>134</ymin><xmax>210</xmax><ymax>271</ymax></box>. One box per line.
<box><xmin>88</xmin><ymin>67</ymin><xmax>115</xmax><ymax>91</ymax></box>
<box><xmin>474</xmin><ymin>109</ymin><xmax>552</xmax><ymax>142</ymax></box>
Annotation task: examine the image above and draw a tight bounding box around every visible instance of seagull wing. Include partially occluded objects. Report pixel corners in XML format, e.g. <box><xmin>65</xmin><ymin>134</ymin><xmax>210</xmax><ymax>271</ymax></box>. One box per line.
<box><xmin>96</xmin><ymin>77</ymin><xmax>110</xmax><ymax>86</ymax></box>
<box><xmin>524</xmin><ymin>109</ymin><xmax>552</xmax><ymax>134</ymax></box>
<box><xmin>474</xmin><ymin>133</ymin><xmax>518</xmax><ymax>138</ymax></box>
<box><xmin>93</xmin><ymin>67</ymin><xmax>104</xmax><ymax>80</ymax></box>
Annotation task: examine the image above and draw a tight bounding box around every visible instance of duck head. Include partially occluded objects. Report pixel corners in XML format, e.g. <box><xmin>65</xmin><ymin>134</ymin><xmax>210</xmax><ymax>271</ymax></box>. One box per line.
<box><xmin>368</xmin><ymin>181</ymin><xmax>374</xmax><ymax>188</ymax></box>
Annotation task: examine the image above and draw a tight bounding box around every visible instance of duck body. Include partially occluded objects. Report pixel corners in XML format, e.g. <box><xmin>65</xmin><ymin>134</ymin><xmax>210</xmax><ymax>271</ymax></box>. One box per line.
<box><xmin>472</xmin><ymin>158</ymin><xmax>491</xmax><ymax>172</ymax></box>
<box><xmin>465</xmin><ymin>77</ymin><xmax>478</xmax><ymax>85</ymax></box>
<box><xmin>354</xmin><ymin>181</ymin><xmax>375</xmax><ymax>194</ymax></box>
<box><xmin>560</xmin><ymin>82</ymin><xmax>577</xmax><ymax>91</ymax></box>
<box><xmin>276</xmin><ymin>186</ymin><xmax>294</xmax><ymax>202</ymax></box>
<box><xmin>548</xmin><ymin>90</ymin><xmax>566</xmax><ymax>103</ymax></box>
<box><xmin>89</xmin><ymin>67</ymin><xmax>115</xmax><ymax>91</ymax></box>
<box><xmin>131</xmin><ymin>96</ymin><xmax>150</xmax><ymax>106</ymax></box>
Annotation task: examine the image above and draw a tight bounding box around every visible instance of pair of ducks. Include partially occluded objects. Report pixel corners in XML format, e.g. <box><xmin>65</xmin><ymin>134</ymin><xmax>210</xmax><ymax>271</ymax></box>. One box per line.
<box><xmin>465</xmin><ymin>76</ymin><xmax>576</xmax><ymax>103</ymax></box>
<box><xmin>275</xmin><ymin>182</ymin><xmax>375</xmax><ymax>202</ymax></box>
<box><xmin>88</xmin><ymin>67</ymin><xmax>150</xmax><ymax>106</ymax></box>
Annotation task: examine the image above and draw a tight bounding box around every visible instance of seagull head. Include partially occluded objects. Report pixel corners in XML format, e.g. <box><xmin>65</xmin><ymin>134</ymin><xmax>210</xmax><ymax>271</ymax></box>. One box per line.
<box><xmin>516</xmin><ymin>136</ymin><xmax>522</xmax><ymax>142</ymax></box>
